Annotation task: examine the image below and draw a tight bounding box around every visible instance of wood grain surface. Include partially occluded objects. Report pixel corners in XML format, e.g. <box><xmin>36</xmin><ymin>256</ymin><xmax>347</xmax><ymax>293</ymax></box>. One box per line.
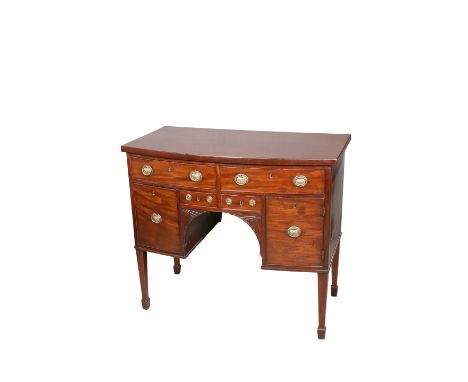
<box><xmin>133</xmin><ymin>184</ymin><xmax>181</xmax><ymax>252</ymax></box>
<box><xmin>129</xmin><ymin>155</ymin><xmax>217</xmax><ymax>189</ymax></box>
<box><xmin>122</xmin><ymin>126</ymin><xmax>351</xmax><ymax>165</ymax></box>
<box><xmin>220</xmin><ymin>165</ymin><xmax>325</xmax><ymax>194</ymax></box>
<box><xmin>265</xmin><ymin>197</ymin><xmax>324</xmax><ymax>267</ymax></box>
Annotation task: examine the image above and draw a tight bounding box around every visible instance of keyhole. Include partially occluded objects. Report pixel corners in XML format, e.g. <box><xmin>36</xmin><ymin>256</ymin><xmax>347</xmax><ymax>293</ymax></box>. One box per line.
<box><xmin>240</xmin><ymin>200</ymin><xmax>243</xmax><ymax>206</ymax></box>
<box><xmin>168</xmin><ymin>166</ymin><xmax>172</xmax><ymax>172</ymax></box>
<box><xmin>293</xmin><ymin>203</ymin><xmax>297</xmax><ymax>208</ymax></box>
<box><xmin>269</xmin><ymin>173</ymin><xmax>273</xmax><ymax>179</ymax></box>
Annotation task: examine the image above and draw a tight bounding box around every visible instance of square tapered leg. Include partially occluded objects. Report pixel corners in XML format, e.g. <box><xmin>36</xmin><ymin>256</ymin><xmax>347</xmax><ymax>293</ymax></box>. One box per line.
<box><xmin>173</xmin><ymin>257</ymin><xmax>181</xmax><ymax>274</ymax></box>
<box><xmin>136</xmin><ymin>250</ymin><xmax>150</xmax><ymax>309</ymax></box>
<box><xmin>331</xmin><ymin>242</ymin><xmax>340</xmax><ymax>297</ymax></box>
<box><xmin>317</xmin><ymin>272</ymin><xmax>329</xmax><ymax>339</ymax></box>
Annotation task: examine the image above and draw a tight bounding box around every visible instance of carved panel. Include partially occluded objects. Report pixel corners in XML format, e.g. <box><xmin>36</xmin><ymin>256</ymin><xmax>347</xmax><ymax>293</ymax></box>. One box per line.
<box><xmin>180</xmin><ymin>208</ymin><xmax>221</xmax><ymax>254</ymax></box>
<box><xmin>180</xmin><ymin>208</ymin><xmax>206</xmax><ymax>230</ymax></box>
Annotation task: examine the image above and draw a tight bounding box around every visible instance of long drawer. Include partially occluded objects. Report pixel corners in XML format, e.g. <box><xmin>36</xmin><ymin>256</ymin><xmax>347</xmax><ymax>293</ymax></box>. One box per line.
<box><xmin>220</xmin><ymin>165</ymin><xmax>325</xmax><ymax>194</ymax></box>
<box><xmin>129</xmin><ymin>156</ymin><xmax>217</xmax><ymax>189</ymax></box>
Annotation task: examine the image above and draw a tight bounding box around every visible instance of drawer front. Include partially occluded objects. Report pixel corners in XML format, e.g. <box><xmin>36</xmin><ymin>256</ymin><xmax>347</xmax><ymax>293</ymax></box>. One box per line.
<box><xmin>180</xmin><ymin>190</ymin><xmax>217</xmax><ymax>209</ymax></box>
<box><xmin>220</xmin><ymin>166</ymin><xmax>324</xmax><ymax>194</ymax></box>
<box><xmin>266</xmin><ymin>198</ymin><xmax>324</xmax><ymax>267</ymax></box>
<box><xmin>221</xmin><ymin>194</ymin><xmax>263</xmax><ymax>213</ymax></box>
<box><xmin>133</xmin><ymin>184</ymin><xmax>181</xmax><ymax>252</ymax></box>
<box><xmin>130</xmin><ymin>156</ymin><xmax>217</xmax><ymax>189</ymax></box>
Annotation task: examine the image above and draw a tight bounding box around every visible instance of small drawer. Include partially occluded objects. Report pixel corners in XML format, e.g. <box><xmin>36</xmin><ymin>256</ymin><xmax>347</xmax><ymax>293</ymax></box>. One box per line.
<box><xmin>133</xmin><ymin>184</ymin><xmax>181</xmax><ymax>252</ymax></box>
<box><xmin>221</xmin><ymin>194</ymin><xmax>262</xmax><ymax>213</ymax></box>
<box><xmin>220</xmin><ymin>166</ymin><xmax>325</xmax><ymax>194</ymax></box>
<box><xmin>180</xmin><ymin>190</ymin><xmax>217</xmax><ymax>209</ymax></box>
<box><xmin>130</xmin><ymin>156</ymin><xmax>217</xmax><ymax>189</ymax></box>
<box><xmin>265</xmin><ymin>197</ymin><xmax>324</xmax><ymax>267</ymax></box>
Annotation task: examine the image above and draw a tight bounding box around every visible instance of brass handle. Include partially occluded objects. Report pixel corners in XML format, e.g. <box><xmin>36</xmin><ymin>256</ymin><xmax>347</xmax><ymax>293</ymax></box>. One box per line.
<box><xmin>225</xmin><ymin>197</ymin><xmax>233</xmax><ymax>205</ymax></box>
<box><xmin>287</xmin><ymin>226</ymin><xmax>302</xmax><ymax>238</ymax></box>
<box><xmin>206</xmin><ymin>196</ymin><xmax>213</xmax><ymax>203</ymax></box>
<box><xmin>248</xmin><ymin>199</ymin><xmax>256</xmax><ymax>207</ymax></box>
<box><xmin>185</xmin><ymin>194</ymin><xmax>192</xmax><ymax>201</ymax></box>
<box><xmin>234</xmin><ymin>173</ymin><xmax>249</xmax><ymax>186</ymax></box>
<box><xmin>151</xmin><ymin>212</ymin><xmax>162</xmax><ymax>224</ymax></box>
<box><xmin>189</xmin><ymin>170</ymin><xmax>202</xmax><ymax>182</ymax></box>
<box><xmin>293</xmin><ymin>175</ymin><xmax>308</xmax><ymax>187</ymax></box>
<box><xmin>141</xmin><ymin>164</ymin><xmax>153</xmax><ymax>176</ymax></box>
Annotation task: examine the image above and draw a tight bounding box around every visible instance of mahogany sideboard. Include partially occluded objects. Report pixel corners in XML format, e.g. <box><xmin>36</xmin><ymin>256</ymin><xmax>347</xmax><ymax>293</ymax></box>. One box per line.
<box><xmin>121</xmin><ymin>126</ymin><xmax>351</xmax><ymax>339</ymax></box>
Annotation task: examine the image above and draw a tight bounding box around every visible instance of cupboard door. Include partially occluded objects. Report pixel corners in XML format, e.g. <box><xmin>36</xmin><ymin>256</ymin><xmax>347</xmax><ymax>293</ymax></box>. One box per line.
<box><xmin>266</xmin><ymin>197</ymin><xmax>324</xmax><ymax>267</ymax></box>
<box><xmin>133</xmin><ymin>184</ymin><xmax>180</xmax><ymax>252</ymax></box>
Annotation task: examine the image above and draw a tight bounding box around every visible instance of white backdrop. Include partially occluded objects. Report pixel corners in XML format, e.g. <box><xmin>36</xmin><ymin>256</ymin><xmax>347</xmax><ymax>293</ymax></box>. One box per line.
<box><xmin>1</xmin><ymin>1</ymin><xmax>467</xmax><ymax>381</ymax></box>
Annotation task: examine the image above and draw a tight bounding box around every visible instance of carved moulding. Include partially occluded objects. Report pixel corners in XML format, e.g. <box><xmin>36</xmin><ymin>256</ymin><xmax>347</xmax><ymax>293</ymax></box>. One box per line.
<box><xmin>180</xmin><ymin>208</ymin><xmax>263</xmax><ymax>257</ymax></box>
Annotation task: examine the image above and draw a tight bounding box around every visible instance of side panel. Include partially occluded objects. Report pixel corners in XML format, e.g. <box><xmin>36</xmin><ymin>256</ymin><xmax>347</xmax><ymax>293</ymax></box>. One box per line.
<box><xmin>328</xmin><ymin>154</ymin><xmax>345</xmax><ymax>267</ymax></box>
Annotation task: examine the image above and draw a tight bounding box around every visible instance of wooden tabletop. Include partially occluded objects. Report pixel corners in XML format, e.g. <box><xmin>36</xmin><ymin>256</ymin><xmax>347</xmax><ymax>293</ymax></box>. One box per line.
<box><xmin>122</xmin><ymin>126</ymin><xmax>351</xmax><ymax>165</ymax></box>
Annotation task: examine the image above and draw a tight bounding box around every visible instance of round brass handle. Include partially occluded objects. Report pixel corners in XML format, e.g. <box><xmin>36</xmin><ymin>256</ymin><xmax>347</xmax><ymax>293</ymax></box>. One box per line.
<box><xmin>225</xmin><ymin>197</ymin><xmax>233</xmax><ymax>205</ymax></box>
<box><xmin>206</xmin><ymin>196</ymin><xmax>213</xmax><ymax>203</ymax></box>
<box><xmin>185</xmin><ymin>194</ymin><xmax>192</xmax><ymax>201</ymax></box>
<box><xmin>234</xmin><ymin>173</ymin><xmax>249</xmax><ymax>186</ymax></box>
<box><xmin>189</xmin><ymin>170</ymin><xmax>202</xmax><ymax>182</ymax></box>
<box><xmin>293</xmin><ymin>175</ymin><xmax>308</xmax><ymax>188</ymax></box>
<box><xmin>141</xmin><ymin>164</ymin><xmax>153</xmax><ymax>176</ymax></box>
<box><xmin>287</xmin><ymin>226</ymin><xmax>302</xmax><ymax>238</ymax></box>
<box><xmin>248</xmin><ymin>199</ymin><xmax>256</xmax><ymax>207</ymax></box>
<box><xmin>151</xmin><ymin>212</ymin><xmax>162</xmax><ymax>224</ymax></box>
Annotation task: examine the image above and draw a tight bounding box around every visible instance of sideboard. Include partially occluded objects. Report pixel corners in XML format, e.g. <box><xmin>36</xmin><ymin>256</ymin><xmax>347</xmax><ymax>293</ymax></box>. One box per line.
<box><xmin>122</xmin><ymin>126</ymin><xmax>351</xmax><ymax>339</ymax></box>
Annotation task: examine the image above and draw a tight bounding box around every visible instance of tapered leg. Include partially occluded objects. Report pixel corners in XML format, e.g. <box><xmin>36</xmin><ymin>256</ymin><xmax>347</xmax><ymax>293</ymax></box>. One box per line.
<box><xmin>317</xmin><ymin>272</ymin><xmax>329</xmax><ymax>339</ymax></box>
<box><xmin>331</xmin><ymin>242</ymin><xmax>340</xmax><ymax>297</ymax></box>
<box><xmin>136</xmin><ymin>250</ymin><xmax>150</xmax><ymax>309</ymax></box>
<box><xmin>173</xmin><ymin>257</ymin><xmax>181</xmax><ymax>274</ymax></box>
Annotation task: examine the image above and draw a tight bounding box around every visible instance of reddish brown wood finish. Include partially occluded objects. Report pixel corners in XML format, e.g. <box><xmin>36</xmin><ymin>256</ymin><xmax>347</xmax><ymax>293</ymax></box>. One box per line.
<box><xmin>136</xmin><ymin>250</ymin><xmax>150</xmax><ymax>310</ymax></box>
<box><xmin>328</xmin><ymin>153</ymin><xmax>345</xmax><ymax>267</ymax></box>
<box><xmin>133</xmin><ymin>184</ymin><xmax>181</xmax><ymax>252</ymax></box>
<box><xmin>173</xmin><ymin>257</ymin><xmax>181</xmax><ymax>274</ymax></box>
<box><xmin>181</xmin><ymin>209</ymin><xmax>221</xmax><ymax>254</ymax></box>
<box><xmin>129</xmin><ymin>155</ymin><xmax>217</xmax><ymax>190</ymax></box>
<box><xmin>220</xmin><ymin>165</ymin><xmax>325</xmax><ymax>194</ymax></box>
<box><xmin>317</xmin><ymin>272</ymin><xmax>329</xmax><ymax>339</ymax></box>
<box><xmin>331</xmin><ymin>241</ymin><xmax>340</xmax><ymax>297</ymax></box>
<box><xmin>265</xmin><ymin>197</ymin><xmax>324</xmax><ymax>267</ymax></box>
<box><xmin>122</xmin><ymin>126</ymin><xmax>351</xmax><ymax>165</ymax></box>
<box><xmin>179</xmin><ymin>190</ymin><xmax>217</xmax><ymax>209</ymax></box>
<box><xmin>220</xmin><ymin>194</ymin><xmax>263</xmax><ymax>213</ymax></box>
<box><xmin>122</xmin><ymin>126</ymin><xmax>350</xmax><ymax>339</ymax></box>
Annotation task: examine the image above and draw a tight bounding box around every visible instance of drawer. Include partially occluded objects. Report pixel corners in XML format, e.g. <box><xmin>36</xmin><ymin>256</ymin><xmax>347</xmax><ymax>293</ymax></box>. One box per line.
<box><xmin>221</xmin><ymin>194</ymin><xmax>262</xmax><ymax>213</ymax></box>
<box><xmin>130</xmin><ymin>156</ymin><xmax>217</xmax><ymax>189</ymax></box>
<box><xmin>180</xmin><ymin>190</ymin><xmax>217</xmax><ymax>209</ymax></box>
<box><xmin>220</xmin><ymin>166</ymin><xmax>324</xmax><ymax>194</ymax></box>
<box><xmin>265</xmin><ymin>198</ymin><xmax>324</xmax><ymax>267</ymax></box>
<box><xmin>133</xmin><ymin>184</ymin><xmax>181</xmax><ymax>252</ymax></box>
